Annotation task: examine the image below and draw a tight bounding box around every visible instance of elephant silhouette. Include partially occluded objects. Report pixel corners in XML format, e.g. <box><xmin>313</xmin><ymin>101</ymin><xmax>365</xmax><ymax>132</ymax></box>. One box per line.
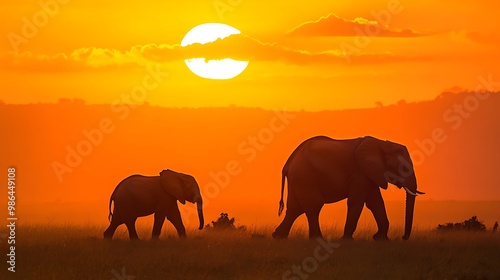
<box><xmin>104</xmin><ymin>169</ymin><xmax>204</xmax><ymax>240</ymax></box>
<box><xmin>273</xmin><ymin>136</ymin><xmax>425</xmax><ymax>240</ymax></box>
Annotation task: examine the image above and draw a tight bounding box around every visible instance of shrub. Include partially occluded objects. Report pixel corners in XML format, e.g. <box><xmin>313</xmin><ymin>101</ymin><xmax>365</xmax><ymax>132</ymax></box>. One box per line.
<box><xmin>437</xmin><ymin>216</ymin><xmax>486</xmax><ymax>232</ymax></box>
<box><xmin>205</xmin><ymin>213</ymin><xmax>246</xmax><ymax>231</ymax></box>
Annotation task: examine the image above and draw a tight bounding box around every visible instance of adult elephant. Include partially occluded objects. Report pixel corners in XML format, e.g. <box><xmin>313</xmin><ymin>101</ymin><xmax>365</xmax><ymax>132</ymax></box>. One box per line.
<box><xmin>272</xmin><ymin>136</ymin><xmax>424</xmax><ymax>241</ymax></box>
<box><xmin>103</xmin><ymin>169</ymin><xmax>204</xmax><ymax>240</ymax></box>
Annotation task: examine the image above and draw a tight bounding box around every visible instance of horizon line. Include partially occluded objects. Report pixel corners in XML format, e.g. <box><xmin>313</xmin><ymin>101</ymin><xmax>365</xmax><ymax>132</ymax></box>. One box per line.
<box><xmin>1</xmin><ymin>90</ymin><xmax>498</xmax><ymax>112</ymax></box>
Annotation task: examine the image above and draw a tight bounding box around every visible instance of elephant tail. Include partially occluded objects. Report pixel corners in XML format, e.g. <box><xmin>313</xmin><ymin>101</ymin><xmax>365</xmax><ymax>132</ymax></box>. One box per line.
<box><xmin>108</xmin><ymin>186</ymin><xmax>118</xmax><ymax>222</ymax></box>
<box><xmin>107</xmin><ymin>196</ymin><xmax>114</xmax><ymax>222</ymax></box>
<box><xmin>278</xmin><ymin>172</ymin><xmax>286</xmax><ymax>216</ymax></box>
<box><xmin>108</xmin><ymin>179</ymin><xmax>126</xmax><ymax>222</ymax></box>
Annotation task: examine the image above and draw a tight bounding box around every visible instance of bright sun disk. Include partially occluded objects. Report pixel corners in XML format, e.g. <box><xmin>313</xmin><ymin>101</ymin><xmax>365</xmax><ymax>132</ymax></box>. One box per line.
<box><xmin>180</xmin><ymin>23</ymin><xmax>249</xmax><ymax>80</ymax></box>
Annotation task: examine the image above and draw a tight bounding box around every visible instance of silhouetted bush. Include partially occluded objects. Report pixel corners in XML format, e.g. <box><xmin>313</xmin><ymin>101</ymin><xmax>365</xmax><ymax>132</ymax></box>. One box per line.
<box><xmin>493</xmin><ymin>222</ymin><xmax>498</xmax><ymax>233</ymax></box>
<box><xmin>205</xmin><ymin>213</ymin><xmax>246</xmax><ymax>231</ymax></box>
<box><xmin>437</xmin><ymin>216</ymin><xmax>486</xmax><ymax>232</ymax></box>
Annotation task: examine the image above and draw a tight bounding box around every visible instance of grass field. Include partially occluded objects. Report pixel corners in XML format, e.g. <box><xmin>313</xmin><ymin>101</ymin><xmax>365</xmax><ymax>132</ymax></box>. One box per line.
<box><xmin>3</xmin><ymin>224</ymin><xmax>500</xmax><ymax>280</ymax></box>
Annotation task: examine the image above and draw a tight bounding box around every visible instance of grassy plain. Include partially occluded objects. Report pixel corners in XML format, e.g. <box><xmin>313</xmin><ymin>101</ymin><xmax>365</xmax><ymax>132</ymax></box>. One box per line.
<box><xmin>2</xmin><ymin>224</ymin><xmax>500</xmax><ymax>280</ymax></box>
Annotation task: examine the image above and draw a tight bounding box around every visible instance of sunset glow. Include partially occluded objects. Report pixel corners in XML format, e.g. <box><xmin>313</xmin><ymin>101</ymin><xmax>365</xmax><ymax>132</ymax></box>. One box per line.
<box><xmin>180</xmin><ymin>23</ymin><xmax>249</xmax><ymax>80</ymax></box>
<box><xmin>1</xmin><ymin>0</ymin><xmax>497</xmax><ymax>109</ymax></box>
<box><xmin>1</xmin><ymin>1</ymin><xmax>499</xmax><ymax>277</ymax></box>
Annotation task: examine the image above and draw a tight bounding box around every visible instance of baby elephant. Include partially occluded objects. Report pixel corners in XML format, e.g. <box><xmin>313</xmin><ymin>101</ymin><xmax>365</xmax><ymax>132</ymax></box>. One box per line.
<box><xmin>103</xmin><ymin>169</ymin><xmax>204</xmax><ymax>240</ymax></box>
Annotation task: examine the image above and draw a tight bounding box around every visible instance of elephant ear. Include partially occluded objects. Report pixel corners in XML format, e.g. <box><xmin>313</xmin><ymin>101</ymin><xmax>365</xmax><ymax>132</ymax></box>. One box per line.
<box><xmin>159</xmin><ymin>169</ymin><xmax>187</xmax><ymax>204</ymax></box>
<box><xmin>178</xmin><ymin>174</ymin><xmax>200</xmax><ymax>203</ymax></box>
<box><xmin>354</xmin><ymin>137</ymin><xmax>388</xmax><ymax>189</ymax></box>
<box><xmin>381</xmin><ymin>140</ymin><xmax>407</xmax><ymax>168</ymax></box>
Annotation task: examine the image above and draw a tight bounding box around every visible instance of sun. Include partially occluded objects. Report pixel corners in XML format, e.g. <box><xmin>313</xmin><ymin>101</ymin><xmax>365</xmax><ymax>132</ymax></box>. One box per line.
<box><xmin>181</xmin><ymin>23</ymin><xmax>249</xmax><ymax>80</ymax></box>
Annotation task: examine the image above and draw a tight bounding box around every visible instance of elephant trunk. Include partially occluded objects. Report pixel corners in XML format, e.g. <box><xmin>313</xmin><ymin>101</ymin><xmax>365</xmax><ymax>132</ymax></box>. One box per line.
<box><xmin>197</xmin><ymin>198</ymin><xmax>204</xmax><ymax>230</ymax></box>
<box><xmin>402</xmin><ymin>182</ymin><xmax>416</xmax><ymax>240</ymax></box>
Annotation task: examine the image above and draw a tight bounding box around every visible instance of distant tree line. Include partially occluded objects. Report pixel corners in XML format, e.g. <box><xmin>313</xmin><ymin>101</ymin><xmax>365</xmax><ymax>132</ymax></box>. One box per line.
<box><xmin>57</xmin><ymin>98</ymin><xmax>85</xmax><ymax>105</ymax></box>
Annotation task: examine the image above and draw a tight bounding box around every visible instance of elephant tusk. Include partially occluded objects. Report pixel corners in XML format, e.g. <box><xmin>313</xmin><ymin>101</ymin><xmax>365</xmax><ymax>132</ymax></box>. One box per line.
<box><xmin>416</xmin><ymin>190</ymin><xmax>426</xmax><ymax>195</ymax></box>
<box><xmin>403</xmin><ymin>186</ymin><xmax>418</xmax><ymax>196</ymax></box>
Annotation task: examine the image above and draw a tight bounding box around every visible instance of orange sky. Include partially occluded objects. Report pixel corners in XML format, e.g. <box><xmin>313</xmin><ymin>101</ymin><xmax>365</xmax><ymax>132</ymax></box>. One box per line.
<box><xmin>1</xmin><ymin>0</ymin><xmax>499</xmax><ymax>110</ymax></box>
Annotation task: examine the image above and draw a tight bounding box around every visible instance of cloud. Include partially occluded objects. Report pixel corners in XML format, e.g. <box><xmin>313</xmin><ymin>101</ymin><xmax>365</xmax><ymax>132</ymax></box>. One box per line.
<box><xmin>463</xmin><ymin>30</ymin><xmax>500</xmax><ymax>46</ymax></box>
<box><xmin>0</xmin><ymin>34</ymin><xmax>428</xmax><ymax>72</ymax></box>
<box><xmin>161</xmin><ymin>34</ymin><xmax>426</xmax><ymax>65</ymax></box>
<box><xmin>142</xmin><ymin>35</ymin><xmax>350</xmax><ymax>65</ymax></box>
<box><xmin>0</xmin><ymin>48</ymin><xmax>142</xmax><ymax>72</ymax></box>
<box><xmin>287</xmin><ymin>14</ymin><xmax>428</xmax><ymax>38</ymax></box>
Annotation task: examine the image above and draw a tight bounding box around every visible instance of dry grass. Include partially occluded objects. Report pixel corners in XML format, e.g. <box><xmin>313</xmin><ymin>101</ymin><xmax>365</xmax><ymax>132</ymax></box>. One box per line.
<box><xmin>4</xmin><ymin>224</ymin><xmax>500</xmax><ymax>279</ymax></box>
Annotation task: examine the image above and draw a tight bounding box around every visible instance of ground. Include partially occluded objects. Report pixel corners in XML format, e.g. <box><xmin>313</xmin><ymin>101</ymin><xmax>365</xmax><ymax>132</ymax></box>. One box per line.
<box><xmin>3</xmin><ymin>224</ymin><xmax>500</xmax><ymax>279</ymax></box>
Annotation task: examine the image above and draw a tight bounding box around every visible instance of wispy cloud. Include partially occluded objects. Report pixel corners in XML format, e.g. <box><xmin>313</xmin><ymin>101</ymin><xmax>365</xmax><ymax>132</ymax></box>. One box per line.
<box><xmin>287</xmin><ymin>14</ymin><xmax>428</xmax><ymax>38</ymax></box>
<box><xmin>0</xmin><ymin>34</ymin><xmax>429</xmax><ymax>72</ymax></box>
<box><xmin>146</xmin><ymin>34</ymin><xmax>426</xmax><ymax>65</ymax></box>
<box><xmin>0</xmin><ymin>48</ymin><xmax>141</xmax><ymax>72</ymax></box>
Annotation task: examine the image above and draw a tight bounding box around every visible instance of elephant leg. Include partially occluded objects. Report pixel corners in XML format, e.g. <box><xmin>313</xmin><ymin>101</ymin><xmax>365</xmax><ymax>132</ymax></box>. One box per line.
<box><xmin>305</xmin><ymin>204</ymin><xmax>323</xmax><ymax>239</ymax></box>
<box><xmin>167</xmin><ymin>207</ymin><xmax>186</xmax><ymax>238</ymax></box>
<box><xmin>342</xmin><ymin>196</ymin><xmax>365</xmax><ymax>239</ymax></box>
<box><xmin>152</xmin><ymin>213</ymin><xmax>166</xmax><ymax>240</ymax></box>
<box><xmin>366</xmin><ymin>187</ymin><xmax>389</xmax><ymax>240</ymax></box>
<box><xmin>273</xmin><ymin>209</ymin><xmax>303</xmax><ymax>239</ymax></box>
<box><xmin>103</xmin><ymin>219</ymin><xmax>121</xmax><ymax>239</ymax></box>
<box><xmin>125</xmin><ymin>219</ymin><xmax>139</xmax><ymax>240</ymax></box>
<box><xmin>272</xmin><ymin>193</ymin><xmax>304</xmax><ymax>239</ymax></box>
<box><xmin>104</xmin><ymin>209</ymin><xmax>125</xmax><ymax>239</ymax></box>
